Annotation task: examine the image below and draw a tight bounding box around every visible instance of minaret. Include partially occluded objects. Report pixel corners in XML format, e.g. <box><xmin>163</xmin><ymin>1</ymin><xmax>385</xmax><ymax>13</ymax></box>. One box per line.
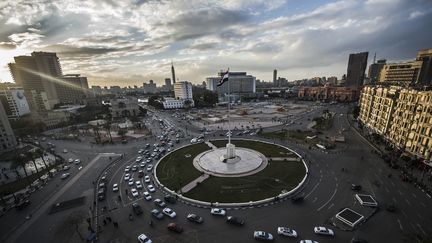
<box><xmin>171</xmin><ymin>60</ymin><xmax>176</xmax><ymax>84</ymax></box>
<box><xmin>373</xmin><ymin>52</ymin><xmax>376</xmax><ymax>64</ymax></box>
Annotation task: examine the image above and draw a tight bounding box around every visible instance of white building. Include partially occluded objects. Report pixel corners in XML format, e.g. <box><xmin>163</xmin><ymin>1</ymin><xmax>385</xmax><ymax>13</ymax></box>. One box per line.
<box><xmin>0</xmin><ymin>89</ymin><xmax>30</xmax><ymax>119</ymax></box>
<box><xmin>162</xmin><ymin>97</ymin><xmax>195</xmax><ymax>109</ymax></box>
<box><xmin>206</xmin><ymin>72</ymin><xmax>256</xmax><ymax>94</ymax></box>
<box><xmin>174</xmin><ymin>81</ymin><xmax>193</xmax><ymax>99</ymax></box>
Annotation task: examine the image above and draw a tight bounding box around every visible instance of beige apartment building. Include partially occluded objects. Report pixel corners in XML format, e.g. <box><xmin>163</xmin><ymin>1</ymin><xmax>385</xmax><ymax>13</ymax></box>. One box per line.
<box><xmin>359</xmin><ymin>85</ymin><xmax>432</xmax><ymax>163</ymax></box>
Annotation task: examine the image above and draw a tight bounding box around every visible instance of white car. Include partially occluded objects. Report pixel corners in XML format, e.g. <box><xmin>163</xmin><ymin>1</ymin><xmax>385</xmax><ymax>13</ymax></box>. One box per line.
<box><xmin>63</xmin><ymin>149</ymin><xmax>68</xmax><ymax>153</ymax></box>
<box><xmin>162</xmin><ymin>207</ymin><xmax>177</xmax><ymax>218</ymax></box>
<box><xmin>128</xmin><ymin>178</ymin><xmax>134</xmax><ymax>186</ymax></box>
<box><xmin>314</xmin><ymin>226</ymin><xmax>334</xmax><ymax>236</ymax></box>
<box><xmin>140</xmin><ymin>162</ymin><xmax>146</xmax><ymax>168</ymax></box>
<box><xmin>147</xmin><ymin>184</ymin><xmax>156</xmax><ymax>192</ymax></box>
<box><xmin>68</xmin><ymin>158</ymin><xmax>74</xmax><ymax>163</ymax></box>
<box><xmin>131</xmin><ymin>188</ymin><xmax>139</xmax><ymax>197</ymax></box>
<box><xmin>143</xmin><ymin>191</ymin><xmax>152</xmax><ymax>201</ymax></box>
<box><xmin>124</xmin><ymin>173</ymin><xmax>130</xmax><ymax>181</ymax></box>
<box><xmin>125</xmin><ymin>166</ymin><xmax>130</xmax><ymax>172</ymax></box>
<box><xmin>300</xmin><ymin>240</ymin><xmax>318</xmax><ymax>243</ymax></box>
<box><xmin>60</xmin><ymin>173</ymin><xmax>70</xmax><ymax>179</ymax></box>
<box><xmin>74</xmin><ymin>159</ymin><xmax>81</xmax><ymax>164</ymax></box>
<box><xmin>136</xmin><ymin>181</ymin><xmax>143</xmax><ymax>189</ymax></box>
<box><xmin>277</xmin><ymin>227</ymin><xmax>298</xmax><ymax>237</ymax></box>
<box><xmin>147</xmin><ymin>165</ymin><xmax>153</xmax><ymax>172</ymax></box>
<box><xmin>112</xmin><ymin>183</ymin><xmax>119</xmax><ymax>192</ymax></box>
<box><xmin>138</xmin><ymin>233</ymin><xmax>152</xmax><ymax>243</ymax></box>
<box><xmin>210</xmin><ymin>208</ymin><xmax>226</xmax><ymax>216</ymax></box>
<box><xmin>144</xmin><ymin>175</ymin><xmax>151</xmax><ymax>183</ymax></box>
<box><xmin>132</xmin><ymin>165</ymin><xmax>138</xmax><ymax>172</ymax></box>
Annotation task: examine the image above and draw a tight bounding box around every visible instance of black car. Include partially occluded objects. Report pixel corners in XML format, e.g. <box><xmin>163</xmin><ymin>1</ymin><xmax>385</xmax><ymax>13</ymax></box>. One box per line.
<box><xmin>132</xmin><ymin>203</ymin><xmax>143</xmax><ymax>215</ymax></box>
<box><xmin>385</xmin><ymin>203</ymin><xmax>397</xmax><ymax>212</ymax></box>
<box><xmin>167</xmin><ymin>223</ymin><xmax>183</xmax><ymax>233</ymax></box>
<box><xmin>164</xmin><ymin>195</ymin><xmax>177</xmax><ymax>204</ymax></box>
<box><xmin>351</xmin><ymin>184</ymin><xmax>362</xmax><ymax>191</ymax></box>
<box><xmin>15</xmin><ymin>199</ymin><xmax>30</xmax><ymax>210</ymax></box>
<box><xmin>291</xmin><ymin>196</ymin><xmax>304</xmax><ymax>204</ymax></box>
<box><xmin>187</xmin><ymin>213</ymin><xmax>204</xmax><ymax>224</ymax></box>
<box><xmin>226</xmin><ymin>216</ymin><xmax>245</xmax><ymax>226</ymax></box>
<box><xmin>150</xmin><ymin>209</ymin><xmax>164</xmax><ymax>219</ymax></box>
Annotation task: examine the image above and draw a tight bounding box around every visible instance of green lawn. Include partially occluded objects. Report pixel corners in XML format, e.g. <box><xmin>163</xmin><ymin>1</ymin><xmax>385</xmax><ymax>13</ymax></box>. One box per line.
<box><xmin>210</xmin><ymin>139</ymin><xmax>289</xmax><ymax>157</ymax></box>
<box><xmin>184</xmin><ymin>160</ymin><xmax>306</xmax><ymax>203</ymax></box>
<box><xmin>156</xmin><ymin>143</ymin><xmax>210</xmax><ymax>191</ymax></box>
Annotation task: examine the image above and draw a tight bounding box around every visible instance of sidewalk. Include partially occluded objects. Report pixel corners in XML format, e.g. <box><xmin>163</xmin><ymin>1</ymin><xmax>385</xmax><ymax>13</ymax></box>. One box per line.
<box><xmin>180</xmin><ymin>174</ymin><xmax>210</xmax><ymax>194</ymax></box>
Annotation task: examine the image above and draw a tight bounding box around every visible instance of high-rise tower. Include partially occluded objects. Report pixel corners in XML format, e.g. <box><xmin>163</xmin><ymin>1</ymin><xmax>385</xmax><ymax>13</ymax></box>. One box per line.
<box><xmin>171</xmin><ymin>61</ymin><xmax>176</xmax><ymax>84</ymax></box>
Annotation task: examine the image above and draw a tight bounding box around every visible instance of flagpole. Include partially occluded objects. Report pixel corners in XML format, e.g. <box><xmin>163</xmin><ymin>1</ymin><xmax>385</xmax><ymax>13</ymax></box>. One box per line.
<box><xmin>227</xmin><ymin>68</ymin><xmax>231</xmax><ymax>145</ymax></box>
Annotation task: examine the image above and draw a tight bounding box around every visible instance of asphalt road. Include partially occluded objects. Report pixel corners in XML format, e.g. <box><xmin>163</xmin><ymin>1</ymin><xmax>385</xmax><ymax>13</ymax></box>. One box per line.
<box><xmin>2</xmin><ymin>103</ymin><xmax>431</xmax><ymax>243</ymax></box>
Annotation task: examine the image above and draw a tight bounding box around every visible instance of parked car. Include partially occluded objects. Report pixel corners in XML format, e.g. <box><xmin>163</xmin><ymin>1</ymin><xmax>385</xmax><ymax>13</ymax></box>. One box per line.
<box><xmin>164</xmin><ymin>195</ymin><xmax>177</xmax><ymax>204</ymax></box>
<box><xmin>131</xmin><ymin>188</ymin><xmax>139</xmax><ymax>197</ymax></box>
<box><xmin>144</xmin><ymin>175</ymin><xmax>151</xmax><ymax>183</ymax></box>
<box><xmin>61</xmin><ymin>173</ymin><xmax>70</xmax><ymax>179</ymax></box>
<box><xmin>150</xmin><ymin>209</ymin><xmax>164</xmax><ymax>219</ymax></box>
<box><xmin>210</xmin><ymin>208</ymin><xmax>226</xmax><ymax>216</ymax></box>
<box><xmin>147</xmin><ymin>184</ymin><xmax>156</xmax><ymax>192</ymax></box>
<box><xmin>125</xmin><ymin>166</ymin><xmax>130</xmax><ymax>172</ymax></box>
<box><xmin>128</xmin><ymin>178</ymin><xmax>134</xmax><ymax>186</ymax></box>
<box><xmin>15</xmin><ymin>199</ymin><xmax>30</xmax><ymax>210</ymax></box>
<box><xmin>351</xmin><ymin>184</ymin><xmax>362</xmax><ymax>191</ymax></box>
<box><xmin>154</xmin><ymin>199</ymin><xmax>167</xmax><ymax>208</ymax></box>
<box><xmin>112</xmin><ymin>183</ymin><xmax>119</xmax><ymax>192</ymax></box>
<box><xmin>143</xmin><ymin>192</ymin><xmax>152</xmax><ymax>201</ymax></box>
<box><xmin>147</xmin><ymin>165</ymin><xmax>153</xmax><ymax>172</ymax></box>
<box><xmin>137</xmin><ymin>233</ymin><xmax>152</xmax><ymax>243</ymax></box>
<box><xmin>167</xmin><ymin>223</ymin><xmax>183</xmax><ymax>233</ymax></box>
<box><xmin>138</xmin><ymin>170</ymin><xmax>144</xmax><ymax>178</ymax></box>
<box><xmin>162</xmin><ymin>207</ymin><xmax>177</xmax><ymax>218</ymax></box>
<box><xmin>277</xmin><ymin>227</ymin><xmax>297</xmax><ymax>237</ymax></box>
<box><xmin>186</xmin><ymin>213</ymin><xmax>204</xmax><ymax>224</ymax></box>
<box><xmin>124</xmin><ymin>173</ymin><xmax>130</xmax><ymax>181</ymax></box>
<box><xmin>74</xmin><ymin>159</ymin><xmax>81</xmax><ymax>164</ymax></box>
<box><xmin>300</xmin><ymin>240</ymin><xmax>318</xmax><ymax>243</ymax></box>
<box><xmin>291</xmin><ymin>196</ymin><xmax>304</xmax><ymax>204</ymax></box>
<box><xmin>254</xmin><ymin>231</ymin><xmax>273</xmax><ymax>241</ymax></box>
<box><xmin>314</xmin><ymin>226</ymin><xmax>334</xmax><ymax>236</ymax></box>
<box><xmin>226</xmin><ymin>216</ymin><xmax>245</xmax><ymax>226</ymax></box>
<box><xmin>132</xmin><ymin>202</ymin><xmax>143</xmax><ymax>215</ymax></box>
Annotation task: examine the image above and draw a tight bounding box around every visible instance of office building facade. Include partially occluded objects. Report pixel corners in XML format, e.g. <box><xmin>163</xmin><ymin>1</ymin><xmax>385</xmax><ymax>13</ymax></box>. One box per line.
<box><xmin>206</xmin><ymin>72</ymin><xmax>256</xmax><ymax>94</ymax></box>
<box><xmin>368</xmin><ymin>59</ymin><xmax>386</xmax><ymax>85</ymax></box>
<box><xmin>346</xmin><ymin>52</ymin><xmax>369</xmax><ymax>87</ymax></box>
<box><xmin>143</xmin><ymin>80</ymin><xmax>157</xmax><ymax>94</ymax></box>
<box><xmin>174</xmin><ymin>81</ymin><xmax>193</xmax><ymax>100</ymax></box>
<box><xmin>379</xmin><ymin>49</ymin><xmax>432</xmax><ymax>86</ymax></box>
<box><xmin>56</xmin><ymin>74</ymin><xmax>91</xmax><ymax>104</ymax></box>
<box><xmin>0</xmin><ymin>102</ymin><xmax>17</xmax><ymax>152</ymax></box>
<box><xmin>0</xmin><ymin>89</ymin><xmax>30</xmax><ymax>119</ymax></box>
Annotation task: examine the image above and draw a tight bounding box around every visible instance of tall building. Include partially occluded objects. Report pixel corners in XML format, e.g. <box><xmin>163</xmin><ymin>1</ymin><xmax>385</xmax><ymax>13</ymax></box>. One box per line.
<box><xmin>0</xmin><ymin>88</ymin><xmax>30</xmax><ymax>119</ymax></box>
<box><xmin>0</xmin><ymin>101</ymin><xmax>17</xmax><ymax>152</ymax></box>
<box><xmin>368</xmin><ymin>59</ymin><xmax>386</xmax><ymax>85</ymax></box>
<box><xmin>273</xmin><ymin>69</ymin><xmax>277</xmax><ymax>85</ymax></box>
<box><xmin>174</xmin><ymin>81</ymin><xmax>193</xmax><ymax>100</ymax></box>
<box><xmin>359</xmin><ymin>85</ymin><xmax>432</xmax><ymax>164</ymax></box>
<box><xmin>171</xmin><ymin>61</ymin><xmax>176</xmax><ymax>84</ymax></box>
<box><xmin>206</xmin><ymin>71</ymin><xmax>256</xmax><ymax>94</ymax></box>
<box><xmin>143</xmin><ymin>80</ymin><xmax>157</xmax><ymax>94</ymax></box>
<box><xmin>346</xmin><ymin>52</ymin><xmax>369</xmax><ymax>87</ymax></box>
<box><xmin>165</xmin><ymin>78</ymin><xmax>171</xmax><ymax>87</ymax></box>
<box><xmin>379</xmin><ymin>49</ymin><xmax>432</xmax><ymax>86</ymax></box>
<box><xmin>56</xmin><ymin>74</ymin><xmax>91</xmax><ymax>104</ymax></box>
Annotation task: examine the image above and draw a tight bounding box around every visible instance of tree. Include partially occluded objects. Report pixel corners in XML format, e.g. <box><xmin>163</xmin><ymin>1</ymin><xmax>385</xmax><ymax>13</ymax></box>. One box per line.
<box><xmin>103</xmin><ymin>121</ymin><xmax>113</xmax><ymax>144</ymax></box>
<box><xmin>148</xmin><ymin>95</ymin><xmax>164</xmax><ymax>109</ymax></box>
<box><xmin>11</xmin><ymin>154</ymin><xmax>29</xmax><ymax>178</ymax></box>
<box><xmin>118</xmin><ymin>129</ymin><xmax>127</xmax><ymax>138</ymax></box>
<box><xmin>34</xmin><ymin>148</ymin><xmax>49</xmax><ymax>170</ymax></box>
<box><xmin>25</xmin><ymin>151</ymin><xmax>39</xmax><ymax>174</ymax></box>
<box><xmin>183</xmin><ymin>99</ymin><xmax>193</xmax><ymax>110</ymax></box>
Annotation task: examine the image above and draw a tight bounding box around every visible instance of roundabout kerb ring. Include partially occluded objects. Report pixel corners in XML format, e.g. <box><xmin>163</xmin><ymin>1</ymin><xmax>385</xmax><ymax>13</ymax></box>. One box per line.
<box><xmin>153</xmin><ymin>139</ymin><xmax>309</xmax><ymax>207</ymax></box>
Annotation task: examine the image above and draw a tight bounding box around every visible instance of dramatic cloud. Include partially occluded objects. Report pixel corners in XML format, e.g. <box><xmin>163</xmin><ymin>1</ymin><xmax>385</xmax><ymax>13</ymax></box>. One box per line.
<box><xmin>0</xmin><ymin>0</ymin><xmax>431</xmax><ymax>86</ymax></box>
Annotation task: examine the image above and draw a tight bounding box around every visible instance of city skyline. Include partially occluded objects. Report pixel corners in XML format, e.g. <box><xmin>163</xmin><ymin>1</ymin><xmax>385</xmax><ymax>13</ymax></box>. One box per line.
<box><xmin>0</xmin><ymin>0</ymin><xmax>432</xmax><ymax>87</ymax></box>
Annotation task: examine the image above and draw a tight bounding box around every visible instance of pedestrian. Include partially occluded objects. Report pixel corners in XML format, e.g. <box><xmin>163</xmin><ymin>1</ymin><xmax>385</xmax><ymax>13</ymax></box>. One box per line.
<box><xmin>107</xmin><ymin>216</ymin><xmax>112</xmax><ymax>222</ymax></box>
<box><xmin>113</xmin><ymin>222</ymin><xmax>118</xmax><ymax>228</ymax></box>
<box><xmin>103</xmin><ymin>219</ymin><xmax>107</xmax><ymax>226</ymax></box>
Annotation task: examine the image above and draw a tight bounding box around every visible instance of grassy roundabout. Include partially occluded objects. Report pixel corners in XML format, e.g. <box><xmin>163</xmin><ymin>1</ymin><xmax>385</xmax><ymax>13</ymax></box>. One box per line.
<box><xmin>156</xmin><ymin>139</ymin><xmax>307</xmax><ymax>203</ymax></box>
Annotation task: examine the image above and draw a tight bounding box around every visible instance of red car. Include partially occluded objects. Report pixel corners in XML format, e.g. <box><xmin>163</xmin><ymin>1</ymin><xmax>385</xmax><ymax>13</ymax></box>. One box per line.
<box><xmin>167</xmin><ymin>223</ymin><xmax>183</xmax><ymax>233</ymax></box>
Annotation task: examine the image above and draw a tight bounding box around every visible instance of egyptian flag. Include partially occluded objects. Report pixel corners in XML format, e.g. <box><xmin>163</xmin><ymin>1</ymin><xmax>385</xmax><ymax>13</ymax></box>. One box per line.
<box><xmin>217</xmin><ymin>69</ymin><xmax>229</xmax><ymax>86</ymax></box>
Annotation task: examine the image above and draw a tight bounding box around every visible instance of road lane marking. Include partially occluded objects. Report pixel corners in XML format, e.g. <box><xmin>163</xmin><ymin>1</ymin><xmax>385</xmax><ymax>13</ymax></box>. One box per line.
<box><xmin>304</xmin><ymin>177</ymin><xmax>322</xmax><ymax>199</ymax></box>
<box><xmin>420</xmin><ymin>202</ymin><xmax>426</xmax><ymax>208</ymax></box>
<box><xmin>417</xmin><ymin>223</ymin><xmax>426</xmax><ymax>235</ymax></box>
<box><xmin>312</xmin><ymin>197</ymin><xmax>317</xmax><ymax>203</ymax></box>
<box><xmin>334</xmin><ymin>177</ymin><xmax>338</xmax><ymax>181</ymax></box>
<box><xmin>391</xmin><ymin>181</ymin><xmax>395</xmax><ymax>186</ymax></box>
<box><xmin>385</xmin><ymin>187</ymin><xmax>390</xmax><ymax>193</ymax></box>
<box><xmin>411</xmin><ymin>193</ymin><xmax>417</xmax><ymax>198</ymax></box>
<box><xmin>405</xmin><ymin>198</ymin><xmax>411</xmax><ymax>206</ymax></box>
<box><xmin>392</xmin><ymin>197</ymin><xmax>397</xmax><ymax>203</ymax></box>
<box><xmin>398</xmin><ymin>190</ymin><xmax>403</xmax><ymax>196</ymax></box>
<box><xmin>401</xmin><ymin>210</ymin><xmax>408</xmax><ymax>218</ymax></box>
<box><xmin>397</xmin><ymin>219</ymin><xmax>403</xmax><ymax>230</ymax></box>
<box><xmin>317</xmin><ymin>188</ymin><xmax>338</xmax><ymax>212</ymax></box>
<box><xmin>327</xmin><ymin>203</ymin><xmax>334</xmax><ymax>210</ymax></box>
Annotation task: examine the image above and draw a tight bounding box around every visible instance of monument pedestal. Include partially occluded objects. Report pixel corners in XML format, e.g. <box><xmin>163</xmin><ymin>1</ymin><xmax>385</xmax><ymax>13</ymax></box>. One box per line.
<box><xmin>220</xmin><ymin>143</ymin><xmax>239</xmax><ymax>163</ymax></box>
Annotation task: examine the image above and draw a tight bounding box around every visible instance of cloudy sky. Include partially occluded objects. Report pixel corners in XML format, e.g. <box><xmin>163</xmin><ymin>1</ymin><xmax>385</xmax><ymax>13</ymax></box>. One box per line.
<box><xmin>0</xmin><ymin>0</ymin><xmax>431</xmax><ymax>87</ymax></box>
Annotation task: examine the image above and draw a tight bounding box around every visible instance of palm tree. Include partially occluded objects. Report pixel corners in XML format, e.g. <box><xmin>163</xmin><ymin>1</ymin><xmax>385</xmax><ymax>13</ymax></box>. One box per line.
<box><xmin>34</xmin><ymin>148</ymin><xmax>49</xmax><ymax>170</ymax></box>
<box><xmin>26</xmin><ymin>151</ymin><xmax>39</xmax><ymax>174</ymax></box>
